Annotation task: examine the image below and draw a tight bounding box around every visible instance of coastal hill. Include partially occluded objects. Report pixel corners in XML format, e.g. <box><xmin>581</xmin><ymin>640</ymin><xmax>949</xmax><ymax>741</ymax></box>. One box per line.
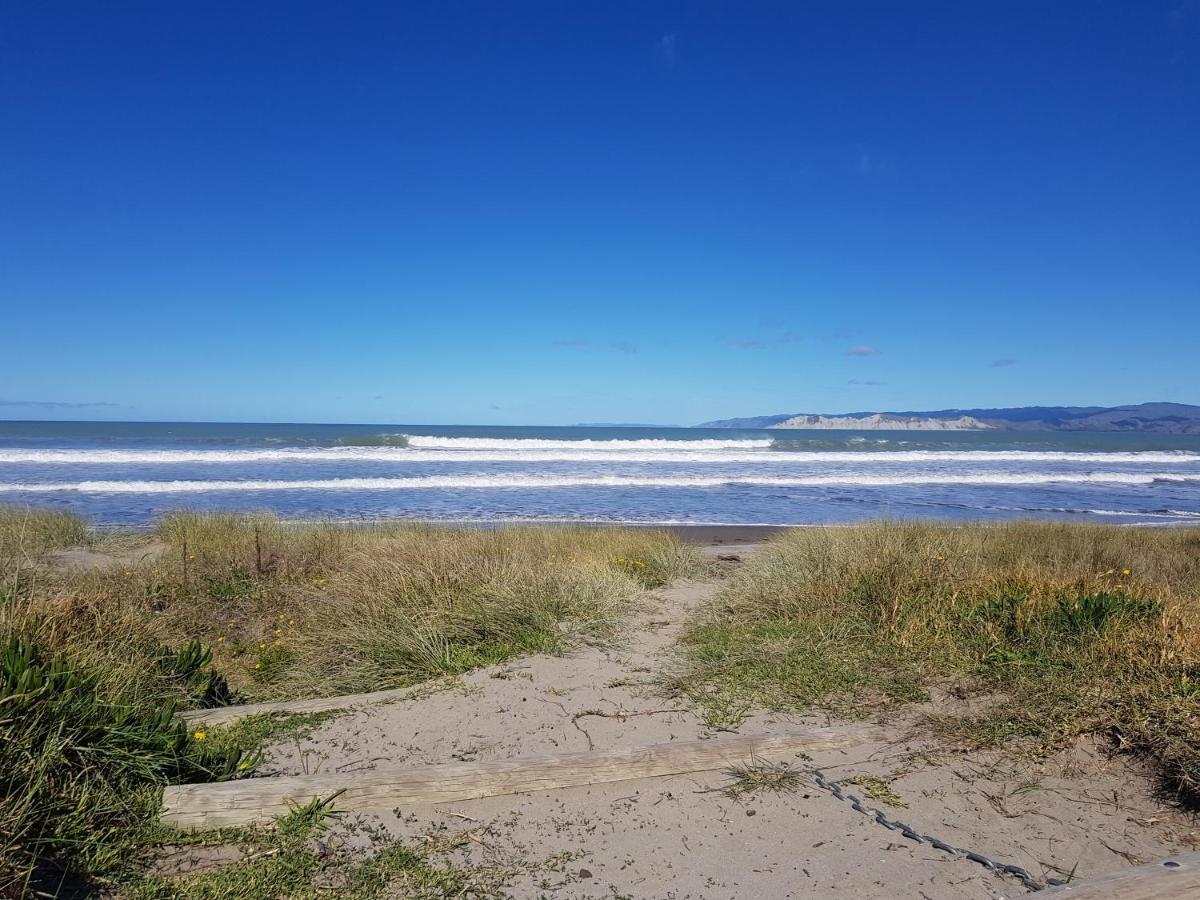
<box><xmin>697</xmin><ymin>402</ymin><xmax>1200</xmax><ymax>432</ymax></box>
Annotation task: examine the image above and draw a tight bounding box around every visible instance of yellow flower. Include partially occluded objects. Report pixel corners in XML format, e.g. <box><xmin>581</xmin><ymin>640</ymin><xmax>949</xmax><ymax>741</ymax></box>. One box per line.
<box><xmin>288</xmin><ymin>619</ymin><xmax>295</xmax><ymax>626</ymax></box>
<box><xmin>1122</xmin><ymin>568</ymin><xmax>1132</xmax><ymax>576</ymax></box>
<box><xmin>274</xmin><ymin>628</ymin><xmax>282</xmax><ymax>636</ymax></box>
<box><xmin>217</xmin><ymin>635</ymin><xmax>225</xmax><ymax>643</ymax></box>
<box><xmin>193</xmin><ymin>730</ymin><xmax>206</xmax><ymax>741</ymax></box>
<box><xmin>188</xmin><ymin>554</ymin><xmax>196</xmax><ymax>560</ymax></box>
<box><xmin>258</xmin><ymin>643</ymin><xmax>266</xmax><ymax>650</ymax></box>
<box><xmin>254</xmin><ymin>662</ymin><xmax>263</xmax><ymax>670</ymax></box>
<box><xmin>279</xmin><ymin>613</ymin><xmax>286</xmax><ymax>620</ymax></box>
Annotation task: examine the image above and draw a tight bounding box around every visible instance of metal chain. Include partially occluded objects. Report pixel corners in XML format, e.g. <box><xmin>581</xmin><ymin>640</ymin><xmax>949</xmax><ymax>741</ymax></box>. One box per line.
<box><xmin>807</xmin><ymin>769</ymin><xmax>1067</xmax><ymax>892</ymax></box>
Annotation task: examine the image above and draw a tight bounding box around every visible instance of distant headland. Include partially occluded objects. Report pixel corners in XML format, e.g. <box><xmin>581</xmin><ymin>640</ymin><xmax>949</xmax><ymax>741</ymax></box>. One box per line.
<box><xmin>697</xmin><ymin>402</ymin><xmax>1200</xmax><ymax>433</ymax></box>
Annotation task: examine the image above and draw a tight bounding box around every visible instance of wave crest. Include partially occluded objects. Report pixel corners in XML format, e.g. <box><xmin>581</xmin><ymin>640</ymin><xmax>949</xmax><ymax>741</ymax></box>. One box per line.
<box><xmin>0</xmin><ymin>448</ymin><xmax>1196</xmax><ymax>465</ymax></box>
<box><xmin>3</xmin><ymin>472</ymin><xmax>1198</xmax><ymax>493</ymax></box>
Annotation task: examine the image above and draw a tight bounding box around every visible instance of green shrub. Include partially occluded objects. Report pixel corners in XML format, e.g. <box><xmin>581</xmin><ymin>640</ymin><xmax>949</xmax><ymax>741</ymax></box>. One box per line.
<box><xmin>0</xmin><ymin>636</ymin><xmax>254</xmax><ymax>895</ymax></box>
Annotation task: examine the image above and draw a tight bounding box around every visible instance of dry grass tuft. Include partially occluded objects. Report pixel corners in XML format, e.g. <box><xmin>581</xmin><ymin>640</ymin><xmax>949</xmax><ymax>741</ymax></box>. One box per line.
<box><xmin>722</xmin><ymin>759</ymin><xmax>805</xmax><ymax>799</ymax></box>
<box><xmin>672</xmin><ymin>520</ymin><xmax>1200</xmax><ymax>805</ymax></box>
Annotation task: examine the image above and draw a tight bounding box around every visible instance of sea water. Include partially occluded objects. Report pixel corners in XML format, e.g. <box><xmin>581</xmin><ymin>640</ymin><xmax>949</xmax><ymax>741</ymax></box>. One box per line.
<box><xmin>1</xmin><ymin>421</ymin><xmax>1198</xmax><ymax>527</ymax></box>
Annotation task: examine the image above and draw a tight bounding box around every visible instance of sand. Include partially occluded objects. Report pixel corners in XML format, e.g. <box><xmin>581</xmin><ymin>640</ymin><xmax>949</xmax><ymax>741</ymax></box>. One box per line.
<box><xmin>242</xmin><ymin>542</ymin><xmax>1197</xmax><ymax>898</ymax></box>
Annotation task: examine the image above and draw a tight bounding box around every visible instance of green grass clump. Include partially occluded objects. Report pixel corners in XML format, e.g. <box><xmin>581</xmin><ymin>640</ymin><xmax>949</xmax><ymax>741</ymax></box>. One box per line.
<box><xmin>127</xmin><ymin>795</ymin><xmax>481</xmax><ymax>899</ymax></box>
<box><xmin>195</xmin><ymin>711</ymin><xmax>343</xmax><ymax>763</ymax></box>
<box><xmin>722</xmin><ymin>760</ymin><xmax>805</xmax><ymax>799</ymax></box>
<box><xmin>0</xmin><ymin>636</ymin><xmax>254</xmax><ymax>896</ymax></box>
<box><xmin>672</xmin><ymin>521</ymin><xmax>1200</xmax><ymax>803</ymax></box>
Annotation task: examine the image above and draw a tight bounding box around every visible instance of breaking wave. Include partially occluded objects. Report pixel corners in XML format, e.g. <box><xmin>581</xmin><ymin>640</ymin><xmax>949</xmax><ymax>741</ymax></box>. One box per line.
<box><xmin>0</xmin><ymin>448</ymin><xmax>1196</xmax><ymax>465</ymax></box>
<box><xmin>4</xmin><ymin>472</ymin><xmax>1199</xmax><ymax>493</ymax></box>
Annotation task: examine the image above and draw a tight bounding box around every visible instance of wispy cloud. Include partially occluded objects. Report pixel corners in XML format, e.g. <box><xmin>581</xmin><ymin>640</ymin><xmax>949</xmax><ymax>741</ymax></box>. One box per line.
<box><xmin>555</xmin><ymin>338</ymin><xmax>638</xmax><ymax>355</ymax></box>
<box><xmin>848</xmin><ymin>379</ymin><xmax>886</xmax><ymax>386</ymax></box>
<box><xmin>0</xmin><ymin>398</ymin><xmax>121</xmax><ymax>409</ymax></box>
<box><xmin>846</xmin><ymin>345</ymin><xmax>880</xmax><ymax>356</ymax></box>
<box><xmin>1169</xmin><ymin>0</ymin><xmax>1198</xmax><ymax>27</ymax></box>
<box><xmin>659</xmin><ymin>33</ymin><xmax>678</xmax><ymax>67</ymax></box>
<box><xmin>990</xmin><ymin>358</ymin><xmax>1017</xmax><ymax>368</ymax></box>
<box><xmin>724</xmin><ymin>329</ymin><xmax>804</xmax><ymax>351</ymax></box>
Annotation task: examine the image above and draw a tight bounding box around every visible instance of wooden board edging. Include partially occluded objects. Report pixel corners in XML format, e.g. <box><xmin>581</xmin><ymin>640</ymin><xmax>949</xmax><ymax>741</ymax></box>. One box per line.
<box><xmin>162</xmin><ymin>727</ymin><xmax>881</xmax><ymax>829</ymax></box>
<box><xmin>1041</xmin><ymin>852</ymin><xmax>1200</xmax><ymax>899</ymax></box>
<box><xmin>180</xmin><ymin>685</ymin><xmax>419</xmax><ymax>727</ymax></box>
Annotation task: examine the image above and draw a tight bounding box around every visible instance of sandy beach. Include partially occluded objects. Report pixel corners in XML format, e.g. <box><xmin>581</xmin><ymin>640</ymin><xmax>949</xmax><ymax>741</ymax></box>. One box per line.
<box><xmin>7</xmin><ymin>511</ymin><xmax>1200</xmax><ymax>898</ymax></box>
<box><xmin>165</xmin><ymin>536</ymin><xmax>1195</xmax><ymax>898</ymax></box>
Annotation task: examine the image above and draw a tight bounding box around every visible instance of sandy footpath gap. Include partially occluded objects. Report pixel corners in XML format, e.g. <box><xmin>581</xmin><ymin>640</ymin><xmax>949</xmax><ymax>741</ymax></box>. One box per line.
<box><xmin>258</xmin><ymin>543</ymin><xmax>1196</xmax><ymax>899</ymax></box>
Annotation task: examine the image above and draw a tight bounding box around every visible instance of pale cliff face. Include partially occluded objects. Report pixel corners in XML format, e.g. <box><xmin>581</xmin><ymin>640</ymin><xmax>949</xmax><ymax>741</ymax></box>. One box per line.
<box><xmin>768</xmin><ymin>414</ymin><xmax>992</xmax><ymax>431</ymax></box>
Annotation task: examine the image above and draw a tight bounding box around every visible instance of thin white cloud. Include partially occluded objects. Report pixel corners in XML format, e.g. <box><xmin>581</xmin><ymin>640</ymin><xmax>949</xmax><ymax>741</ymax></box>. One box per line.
<box><xmin>659</xmin><ymin>33</ymin><xmax>678</xmax><ymax>66</ymax></box>
<box><xmin>0</xmin><ymin>398</ymin><xmax>121</xmax><ymax>409</ymax></box>
<box><xmin>846</xmin><ymin>345</ymin><xmax>880</xmax><ymax>356</ymax></box>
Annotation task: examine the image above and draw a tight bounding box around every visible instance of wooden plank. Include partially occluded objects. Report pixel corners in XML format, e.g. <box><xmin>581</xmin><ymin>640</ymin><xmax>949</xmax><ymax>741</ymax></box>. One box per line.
<box><xmin>180</xmin><ymin>685</ymin><xmax>418</xmax><ymax>727</ymax></box>
<box><xmin>162</xmin><ymin>726</ymin><xmax>881</xmax><ymax>829</ymax></box>
<box><xmin>1041</xmin><ymin>852</ymin><xmax>1200</xmax><ymax>899</ymax></box>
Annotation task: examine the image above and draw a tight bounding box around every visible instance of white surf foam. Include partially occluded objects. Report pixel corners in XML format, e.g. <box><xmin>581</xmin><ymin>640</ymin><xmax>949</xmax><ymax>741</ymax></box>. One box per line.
<box><xmin>0</xmin><ymin>448</ymin><xmax>1196</xmax><ymax>465</ymax></box>
<box><xmin>3</xmin><ymin>472</ymin><xmax>1198</xmax><ymax>493</ymax></box>
<box><xmin>403</xmin><ymin>436</ymin><xmax>775</xmax><ymax>451</ymax></box>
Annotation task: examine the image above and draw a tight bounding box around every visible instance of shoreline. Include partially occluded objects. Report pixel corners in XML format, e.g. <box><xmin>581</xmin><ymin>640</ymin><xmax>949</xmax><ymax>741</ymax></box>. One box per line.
<box><xmin>87</xmin><ymin>518</ymin><xmax>787</xmax><ymax>547</ymax></box>
<box><xmin>628</xmin><ymin>523</ymin><xmax>790</xmax><ymax>544</ymax></box>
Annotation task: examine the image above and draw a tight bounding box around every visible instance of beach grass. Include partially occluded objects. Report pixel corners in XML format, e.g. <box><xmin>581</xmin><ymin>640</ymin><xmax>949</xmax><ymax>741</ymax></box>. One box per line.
<box><xmin>0</xmin><ymin>507</ymin><xmax>698</xmax><ymax>893</ymax></box>
<box><xmin>125</xmin><ymin>792</ymin><xmax>494</xmax><ymax>900</ymax></box>
<box><xmin>671</xmin><ymin>521</ymin><xmax>1200</xmax><ymax>804</ymax></box>
<box><xmin>125</xmin><ymin>795</ymin><xmax>489</xmax><ymax>900</ymax></box>
<box><xmin>0</xmin><ymin>505</ymin><xmax>89</xmax><ymax>575</ymax></box>
<box><xmin>148</xmin><ymin>512</ymin><xmax>697</xmax><ymax>697</ymax></box>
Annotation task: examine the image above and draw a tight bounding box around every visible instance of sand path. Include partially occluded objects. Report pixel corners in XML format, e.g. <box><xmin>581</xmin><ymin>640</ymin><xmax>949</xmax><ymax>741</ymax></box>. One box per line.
<box><xmin>256</xmin><ymin>545</ymin><xmax>1195</xmax><ymax>899</ymax></box>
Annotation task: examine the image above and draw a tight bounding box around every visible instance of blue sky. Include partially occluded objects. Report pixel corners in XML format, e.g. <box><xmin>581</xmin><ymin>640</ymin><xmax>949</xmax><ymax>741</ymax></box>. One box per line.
<box><xmin>2</xmin><ymin>2</ymin><xmax>1198</xmax><ymax>425</ymax></box>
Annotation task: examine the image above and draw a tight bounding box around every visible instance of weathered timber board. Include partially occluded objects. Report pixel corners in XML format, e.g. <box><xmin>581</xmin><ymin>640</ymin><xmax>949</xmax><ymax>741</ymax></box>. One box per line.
<box><xmin>162</xmin><ymin>727</ymin><xmax>880</xmax><ymax>829</ymax></box>
<box><xmin>1041</xmin><ymin>852</ymin><xmax>1200</xmax><ymax>899</ymax></box>
<box><xmin>179</xmin><ymin>685</ymin><xmax>421</xmax><ymax>727</ymax></box>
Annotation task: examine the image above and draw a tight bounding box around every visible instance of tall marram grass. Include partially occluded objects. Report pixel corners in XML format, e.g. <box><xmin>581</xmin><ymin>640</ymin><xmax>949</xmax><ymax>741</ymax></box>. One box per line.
<box><xmin>673</xmin><ymin>521</ymin><xmax>1200</xmax><ymax>804</ymax></box>
<box><xmin>0</xmin><ymin>507</ymin><xmax>88</xmax><ymax>588</ymax></box>
<box><xmin>0</xmin><ymin>507</ymin><xmax>697</xmax><ymax>893</ymax></box>
<box><xmin>276</xmin><ymin>525</ymin><xmax>691</xmax><ymax>695</ymax></box>
<box><xmin>0</xmin><ymin>506</ymin><xmax>89</xmax><ymax>559</ymax></box>
<box><xmin>149</xmin><ymin>514</ymin><xmax>697</xmax><ymax>697</ymax></box>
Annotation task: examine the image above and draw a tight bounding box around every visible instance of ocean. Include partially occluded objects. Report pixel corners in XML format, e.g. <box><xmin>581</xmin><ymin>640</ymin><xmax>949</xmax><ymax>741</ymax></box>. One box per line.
<box><xmin>1</xmin><ymin>421</ymin><xmax>1199</xmax><ymax>527</ymax></box>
